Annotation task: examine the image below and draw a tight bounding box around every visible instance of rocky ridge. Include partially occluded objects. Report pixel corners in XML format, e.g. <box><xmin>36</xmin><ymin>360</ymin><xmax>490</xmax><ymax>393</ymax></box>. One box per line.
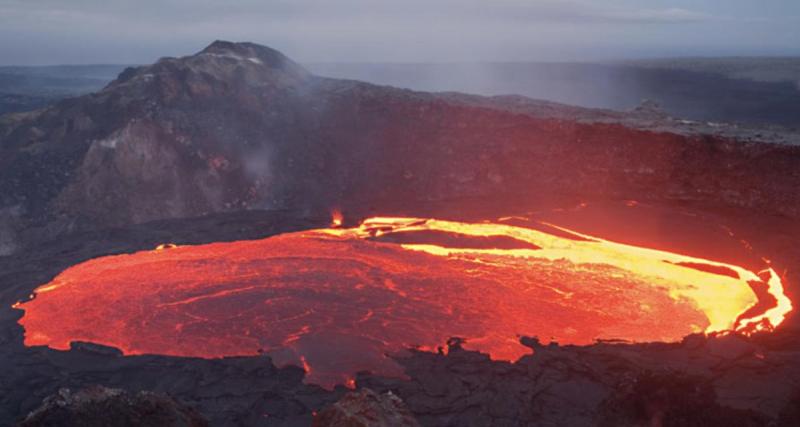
<box><xmin>19</xmin><ymin>385</ymin><xmax>209</xmax><ymax>427</ymax></box>
<box><xmin>1</xmin><ymin>41</ymin><xmax>800</xmax><ymax>256</ymax></box>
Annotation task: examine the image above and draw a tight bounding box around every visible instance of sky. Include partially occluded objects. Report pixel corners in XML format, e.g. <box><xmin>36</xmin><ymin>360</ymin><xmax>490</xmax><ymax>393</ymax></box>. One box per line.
<box><xmin>0</xmin><ymin>0</ymin><xmax>799</xmax><ymax>65</ymax></box>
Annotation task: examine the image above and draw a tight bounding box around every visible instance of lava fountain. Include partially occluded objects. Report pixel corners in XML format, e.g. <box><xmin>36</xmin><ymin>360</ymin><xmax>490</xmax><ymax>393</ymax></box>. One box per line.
<box><xmin>14</xmin><ymin>216</ymin><xmax>792</xmax><ymax>387</ymax></box>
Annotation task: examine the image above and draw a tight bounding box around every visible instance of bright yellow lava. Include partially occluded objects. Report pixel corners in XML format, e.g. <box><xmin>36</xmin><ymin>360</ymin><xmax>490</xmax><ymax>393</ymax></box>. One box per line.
<box><xmin>324</xmin><ymin>217</ymin><xmax>792</xmax><ymax>333</ymax></box>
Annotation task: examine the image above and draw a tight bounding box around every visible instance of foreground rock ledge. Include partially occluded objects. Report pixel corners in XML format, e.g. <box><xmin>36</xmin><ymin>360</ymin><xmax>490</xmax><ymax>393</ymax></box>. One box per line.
<box><xmin>313</xmin><ymin>388</ymin><xmax>420</xmax><ymax>427</ymax></box>
<box><xmin>19</xmin><ymin>385</ymin><xmax>208</xmax><ymax>427</ymax></box>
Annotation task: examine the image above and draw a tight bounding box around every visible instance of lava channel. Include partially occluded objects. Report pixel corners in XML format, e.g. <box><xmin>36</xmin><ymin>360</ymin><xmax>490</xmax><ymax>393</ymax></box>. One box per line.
<box><xmin>14</xmin><ymin>216</ymin><xmax>792</xmax><ymax>387</ymax></box>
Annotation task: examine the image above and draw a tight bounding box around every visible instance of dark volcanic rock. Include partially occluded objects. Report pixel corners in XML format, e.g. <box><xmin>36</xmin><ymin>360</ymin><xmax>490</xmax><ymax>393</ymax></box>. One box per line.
<box><xmin>18</xmin><ymin>385</ymin><xmax>208</xmax><ymax>427</ymax></box>
<box><xmin>596</xmin><ymin>371</ymin><xmax>768</xmax><ymax>427</ymax></box>
<box><xmin>776</xmin><ymin>390</ymin><xmax>800</xmax><ymax>426</ymax></box>
<box><xmin>1</xmin><ymin>41</ymin><xmax>799</xmax><ymax>255</ymax></box>
<box><xmin>313</xmin><ymin>388</ymin><xmax>420</xmax><ymax>427</ymax></box>
<box><xmin>355</xmin><ymin>330</ymin><xmax>800</xmax><ymax>426</ymax></box>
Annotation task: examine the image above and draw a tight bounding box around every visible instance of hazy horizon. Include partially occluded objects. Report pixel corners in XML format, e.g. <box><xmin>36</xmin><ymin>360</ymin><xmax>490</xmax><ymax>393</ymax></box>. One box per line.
<box><xmin>4</xmin><ymin>55</ymin><xmax>800</xmax><ymax>68</ymax></box>
<box><xmin>1</xmin><ymin>0</ymin><xmax>799</xmax><ymax>66</ymax></box>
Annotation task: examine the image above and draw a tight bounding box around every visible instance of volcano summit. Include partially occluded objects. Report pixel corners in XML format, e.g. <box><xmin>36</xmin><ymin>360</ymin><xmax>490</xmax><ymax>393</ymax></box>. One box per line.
<box><xmin>2</xmin><ymin>41</ymin><xmax>800</xmax><ymax>255</ymax></box>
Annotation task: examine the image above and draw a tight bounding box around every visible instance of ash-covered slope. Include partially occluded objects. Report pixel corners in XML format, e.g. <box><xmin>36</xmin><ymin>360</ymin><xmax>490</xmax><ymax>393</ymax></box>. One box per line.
<box><xmin>1</xmin><ymin>41</ymin><xmax>800</xmax><ymax>254</ymax></box>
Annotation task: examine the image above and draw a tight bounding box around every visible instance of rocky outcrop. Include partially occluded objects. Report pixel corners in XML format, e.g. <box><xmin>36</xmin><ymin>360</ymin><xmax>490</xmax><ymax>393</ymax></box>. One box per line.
<box><xmin>18</xmin><ymin>386</ymin><xmax>208</xmax><ymax>427</ymax></box>
<box><xmin>1</xmin><ymin>41</ymin><xmax>799</xmax><ymax>255</ymax></box>
<box><xmin>356</xmin><ymin>332</ymin><xmax>800</xmax><ymax>426</ymax></box>
<box><xmin>596</xmin><ymin>371</ymin><xmax>768</xmax><ymax>427</ymax></box>
<box><xmin>313</xmin><ymin>388</ymin><xmax>420</xmax><ymax>427</ymax></box>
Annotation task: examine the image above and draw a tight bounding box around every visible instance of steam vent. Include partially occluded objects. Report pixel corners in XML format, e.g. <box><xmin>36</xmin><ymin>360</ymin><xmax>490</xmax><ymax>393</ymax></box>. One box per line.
<box><xmin>3</xmin><ymin>40</ymin><xmax>800</xmax><ymax>426</ymax></box>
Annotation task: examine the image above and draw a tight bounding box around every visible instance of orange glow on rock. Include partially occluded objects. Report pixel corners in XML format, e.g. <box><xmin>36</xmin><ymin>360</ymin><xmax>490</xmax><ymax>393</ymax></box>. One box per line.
<box><xmin>14</xmin><ymin>216</ymin><xmax>791</xmax><ymax>388</ymax></box>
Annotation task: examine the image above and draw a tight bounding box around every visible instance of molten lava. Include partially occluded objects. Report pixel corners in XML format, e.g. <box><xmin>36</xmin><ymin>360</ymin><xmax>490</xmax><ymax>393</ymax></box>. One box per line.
<box><xmin>14</xmin><ymin>216</ymin><xmax>791</xmax><ymax>387</ymax></box>
<box><xmin>330</xmin><ymin>209</ymin><xmax>343</xmax><ymax>228</ymax></box>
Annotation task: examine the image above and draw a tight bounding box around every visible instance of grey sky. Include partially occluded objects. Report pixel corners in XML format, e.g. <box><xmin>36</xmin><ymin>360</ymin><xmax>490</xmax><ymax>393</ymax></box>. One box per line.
<box><xmin>0</xmin><ymin>0</ymin><xmax>799</xmax><ymax>65</ymax></box>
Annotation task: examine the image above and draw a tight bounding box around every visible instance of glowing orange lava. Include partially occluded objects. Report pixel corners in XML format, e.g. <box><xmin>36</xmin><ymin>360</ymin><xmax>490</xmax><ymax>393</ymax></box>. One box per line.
<box><xmin>14</xmin><ymin>216</ymin><xmax>791</xmax><ymax>387</ymax></box>
<box><xmin>330</xmin><ymin>209</ymin><xmax>343</xmax><ymax>228</ymax></box>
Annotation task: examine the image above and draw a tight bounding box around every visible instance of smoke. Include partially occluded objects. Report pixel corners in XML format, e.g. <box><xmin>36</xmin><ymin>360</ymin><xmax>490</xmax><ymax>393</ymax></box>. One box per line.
<box><xmin>306</xmin><ymin>61</ymin><xmax>651</xmax><ymax>111</ymax></box>
<box><xmin>306</xmin><ymin>60</ymin><xmax>800</xmax><ymax>126</ymax></box>
<box><xmin>0</xmin><ymin>205</ymin><xmax>22</xmax><ymax>256</ymax></box>
<box><xmin>240</xmin><ymin>143</ymin><xmax>279</xmax><ymax>209</ymax></box>
<box><xmin>241</xmin><ymin>144</ymin><xmax>272</xmax><ymax>180</ymax></box>
<box><xmin>0</xmin><ymin>231</ymin><xmax>16</xmax><ymax>256</ymax></box>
